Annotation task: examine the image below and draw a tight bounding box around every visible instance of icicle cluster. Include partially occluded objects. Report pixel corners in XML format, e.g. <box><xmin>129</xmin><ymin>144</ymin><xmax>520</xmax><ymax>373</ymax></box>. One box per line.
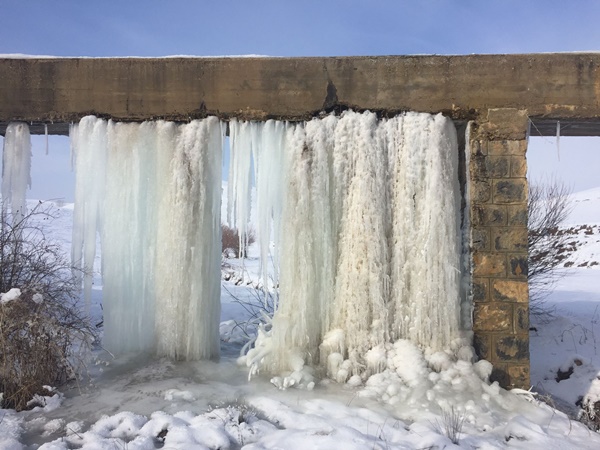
<box><xmin>1</xmin><ymin>122</ymin><xmax>32</xmax><ymax>222</ymax></box>
<box><xmin>232</xmin><ymin>111</ymin><xmax>463</xmax><ymax>381</ymax></box>
<box><xmin>71</xmin><ymin>116</ymin><xmax>223</xmax><ymax>360</ymax></box>
<box><xmin>64</xmin><ymin>110</ymin><xmax>460</xmax><ymax>369</ymax></box>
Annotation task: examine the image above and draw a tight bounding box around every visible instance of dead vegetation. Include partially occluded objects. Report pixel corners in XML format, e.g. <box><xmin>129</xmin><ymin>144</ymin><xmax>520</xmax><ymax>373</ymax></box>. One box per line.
<box><xmin>0</xmin><ymin>202</ymin><xmax>95</xmax><ymax>411</ymax></box>
<box><xmin>222</xmin><ymin>224</ymin><xmax>255</xmax><ymax>259</ymax></box>
<box><xmin>528</xmin><ymin>180</ymin><xmax>574</xmax><ymax>316</ymax></box>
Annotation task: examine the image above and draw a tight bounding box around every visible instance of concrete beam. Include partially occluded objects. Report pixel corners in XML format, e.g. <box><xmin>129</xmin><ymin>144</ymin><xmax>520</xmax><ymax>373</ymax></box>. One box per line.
<box><xmin>2</xmin><ymin>54</ymin><xmax>600</xmax><ymax>135</ymax></box>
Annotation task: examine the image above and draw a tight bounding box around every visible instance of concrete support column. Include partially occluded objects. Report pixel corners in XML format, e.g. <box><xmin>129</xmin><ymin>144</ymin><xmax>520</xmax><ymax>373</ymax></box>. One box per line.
<box><xmin>470</xmin><ymin>108</ymin><xmax>530</xmax><ymax>388</ymax></box>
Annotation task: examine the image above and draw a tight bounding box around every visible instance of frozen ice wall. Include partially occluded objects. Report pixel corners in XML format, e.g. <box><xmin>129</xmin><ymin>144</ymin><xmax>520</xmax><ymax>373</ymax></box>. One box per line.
<box><xmin>71</xmin><ymin>116</ymin><xmax>223</xmax><ymax>359</ymax></box>
<box><xmin>67</xmin><ymin>110</ymin><xmax>460</xmax><ymax>367</ymax></box>
<box><xmin>1</xmin><ymin>122</ymin><xmax>31</xmax><ymax>222</ymax></box>
<box><xmin>232</xmin><ymin>111</ymin><xmax>463</xmax><ymax>380</ymax></box>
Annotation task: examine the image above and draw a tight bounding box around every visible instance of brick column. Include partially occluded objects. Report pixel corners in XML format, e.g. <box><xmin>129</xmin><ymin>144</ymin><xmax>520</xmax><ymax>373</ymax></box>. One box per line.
<box><xmin>470</xmin><ymin>108</ymin><xmax>530</xmax><ymax>388</ymax></box>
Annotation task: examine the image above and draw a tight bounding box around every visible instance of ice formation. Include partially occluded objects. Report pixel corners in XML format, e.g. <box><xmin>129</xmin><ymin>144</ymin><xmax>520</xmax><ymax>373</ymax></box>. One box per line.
<box><xmin>235</xmin><ymin>111</ymin><xmax>463</xmax><ymax>380</ymax></box>
<box><xmin>1</xmin><ymin>122</ymin><xmax>32</xmax><ymax>222</ymax></box>
<box><xmin>227</xmin><ymin>120</ymin><xmax>255</xmax><ymax>259</ymax></box>
<box><xmin>71</xmin><ymin>116</ymin><xmax>223</xmax><ymax>359</ymax></box>
<box><xmin>64</xmin><ymin>110</ymin><xmax>461</xmax><ymax>365</ymax></box>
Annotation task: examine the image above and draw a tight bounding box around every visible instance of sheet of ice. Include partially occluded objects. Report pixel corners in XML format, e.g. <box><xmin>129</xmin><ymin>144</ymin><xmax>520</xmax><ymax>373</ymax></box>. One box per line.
<box><xmin>254</xmin><ymin>120</ymin><xmax>288</xmax><ymax>294</ymax></box>
<box><xmin>268</xmin><ymin>119</ymin><xmax>339</xmax><ymax>373</ymax></box>
<box><xmin>1</xmin><ymin>122</ymin><xmax>31</xmax><ymax>222</ymax></box>
<box><xmin>240</xmin><ymin>111</ymin><xmax>463</xmax><ymax>380</ymax></box>
<box><xmin>329</xmin><ymin>112</ymin><xmax>390</xmax><ymax>372</ymax></box>
<box><xmin>154</xmin><ymin>118</ymin><xmax>223</xmax><ymax>360</ymax></box>
<box><xmin>101</xmin><ymin>120</ymin><xmax>158</xmax><ymax>354</ymax></box>
<box><xmin>72</xmin><ymin>116</ymin><xmax>223</xmax><ymax>359</ymax></box>
<box><xmin>70</xmin><ymin>117</ymin><xmax>107</xmax><ymax>311</ymax></box>
<box><xmin>386</xmin><ymin>113</ymin><xmax>461</xmax><ymax>352</ymax></box>
<box><xmin>227</xmin><ymin>120</ymin><xmax>255</xmax><ymax>258</ymax></box>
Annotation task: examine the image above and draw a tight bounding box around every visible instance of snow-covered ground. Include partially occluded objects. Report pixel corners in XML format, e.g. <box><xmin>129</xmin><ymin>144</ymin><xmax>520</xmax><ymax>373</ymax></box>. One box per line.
<box><xmin>530</xmin><ymin>186</ymin><xmax>600</xmax><ymax>428</ymax></box>
<box><xmin>2</xmin><ymin>188</ymin><xmax>600</xmax><ymax>448</ymax></box>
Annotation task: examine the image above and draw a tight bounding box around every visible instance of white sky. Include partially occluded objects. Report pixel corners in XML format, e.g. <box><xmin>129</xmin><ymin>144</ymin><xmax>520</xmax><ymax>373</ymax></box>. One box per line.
<box><xmin>528</xmin><ymin>136</ymin><xmax>600</xmax><ymax>193</ymax></box>
<box><xmin>1</xmin><ymin>1</ymin><xmax>599</xmax><ymax>200</ymax></box>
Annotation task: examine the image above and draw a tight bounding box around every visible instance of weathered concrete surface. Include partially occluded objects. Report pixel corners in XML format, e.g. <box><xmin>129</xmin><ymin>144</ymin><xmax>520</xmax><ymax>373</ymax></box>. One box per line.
<box><xmin>2</xmin><ymin>53</ymin><xmax>600</xmax><ymax>135</ymax></box>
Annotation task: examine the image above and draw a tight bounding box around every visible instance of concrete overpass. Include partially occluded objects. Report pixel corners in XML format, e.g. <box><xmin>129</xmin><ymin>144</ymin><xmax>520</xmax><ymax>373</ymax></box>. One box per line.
<box><xmin>2</xmin><ymin>54</ymin><xmax>600</xmax><ymax>135</ymax></box>
<box><xmin>2</xmin><ymin>53</ymin><xmax>600</xmax><ymax>388</ymax></box>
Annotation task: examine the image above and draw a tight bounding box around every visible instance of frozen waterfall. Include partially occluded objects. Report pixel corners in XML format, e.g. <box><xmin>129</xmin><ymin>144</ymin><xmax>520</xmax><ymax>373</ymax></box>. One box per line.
<box><xmin>0</xmin><ymin>110</ymin><xmax>463</xmax><ymax>369</ymax></box>
<box><xmin>231</xmin><ymin>111</ymin><xmax>463</xmax><ymax>379</ymax></box>
<box><xmin>70</xmin><ymin>117</ymin><xmax>223</xmax><ymax>359</ymax></box>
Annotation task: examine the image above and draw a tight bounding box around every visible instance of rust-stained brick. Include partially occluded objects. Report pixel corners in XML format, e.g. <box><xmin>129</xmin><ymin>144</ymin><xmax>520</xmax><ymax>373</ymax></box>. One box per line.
<box><xmin>507</xmin><ymin>204</ymin><xmax>528</xmax><ymax>226</ymax></box>
<box><xmin>493</xmin><ymin>179</ymin><xmax>527</xmax><ymax>204</ymax></box>
<box><xmin>508</xmin><ymin>254</ymin><xmax>528</xmax><ymax>279</ymax></box>
<box><xmin>472</xmin><ymin>205</ymin><xmax>507</xmax><ymax>227</ymax></box>
<box><xmin>485</xmin><ymin>156</ymin><xmax>510</xmax><ymax>178</ymax></box>
<box><xmin>492</xmin><ymin>227</ymin><xmax>528</xmax><ymax>252</ymax></box>
<box><xmin>473</xmin><ymin>252</ymin><xmax>506</xmax><ymax>277</ymax></box>
<box><xmin>473</xmin><ymin>303</ymin><xmax>512</xmax><ymax>332</ymax></box>
<box><xmin>510</xmin><ymin>155</ymin><xmax>527</xmax><ymax>177</ymax></box>
<box><xmin>492</xmin><ymin>279</ymin><xmax>529</xmax><ymax>303</ymax></box>
<box><xmin>472</xmin><ymin>228</ymin><xmax>490</xmax><ymax>251</ymax></box>
<box><xmin>515</xmin><ymin>305</ymin><xmax>529</xmax><ymax>332</ymax></box>
<box><xmin>507</xmin><ymin>364</ymin><xmax>530</xmax><ymax>388</ymax></box>
<box><xmin>473</xmin><ymin>332</ymin><xmax>491</xmax><ymax>361</ymax></box>
<box><xmin>472</xmin><ymin>180</ymin><xmax>492</xmax><ymax>203</ymax></box>
<box><xmin>494</xmin><ymin>334</ymin><xmax>529</xmax><ymax>362</ymax></box>
<box><xmin>473</xmin><ymin>278</ymin><xmax>490</xmax><ymax>302</ymax></box>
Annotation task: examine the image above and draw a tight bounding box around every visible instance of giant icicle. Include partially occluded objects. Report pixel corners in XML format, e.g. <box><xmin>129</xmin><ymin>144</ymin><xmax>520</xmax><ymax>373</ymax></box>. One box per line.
<box><xmin>324</xmin><ymin>112</ymin><xmax>392</xmax><ymax>377</ymax></box>
<box><xmin>101</xmin><ymin>121</ymin><xmax>158</xmax><ymax>354</ymax></box>
<box><xmin>269</xmin><ymin>120</ymin><xmax>336</xmax><ymax>372</ymax></box>
<box><xmin>155</xmin><ymin>118</ymin><xmax>223</xmax><ymax>360</ymax></box>
<box><xmin>386</xmin><ymin>113</ymin><xmax>461</xmax><ymax>352</ymax></box>
<box><xmin>227</xmin><ymin>120</ymin><xmax>255</xmax><ymax>259</ymax></box>
<box><xmin>71</xmin><ymin>117</ymin><xmax>107</xmax><ymax>311</ymax></box>
<box><xmin>235</xmin><ymin>111</ymin><xmax>463</xmax><ymax>381</ymax></box>
<box><xmin>1</xmin><ymin>123</ymin><xmax>32</xmax><ymax>222</ymax></box>
<box><xmin>72</xmin><ymin>116</ymin><xmax>223</xmax><ymax>359</ymax></box>
<box><xmin>254</xmin><ymin>120</ymin><xmax>287</xmax><ymax>294</ymax></box>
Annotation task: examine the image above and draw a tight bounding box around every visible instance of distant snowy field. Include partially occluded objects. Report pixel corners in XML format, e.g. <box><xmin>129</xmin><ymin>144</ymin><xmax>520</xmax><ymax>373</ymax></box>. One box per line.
<box><xmin>530</xmin><ymin>187</ymin><xmax>600</xmax><ymax>422</ymax></box>
<box><xmin>1</xmin><ymin>188</ymin><xmax>600</xmax><ymax>448</ymax></box>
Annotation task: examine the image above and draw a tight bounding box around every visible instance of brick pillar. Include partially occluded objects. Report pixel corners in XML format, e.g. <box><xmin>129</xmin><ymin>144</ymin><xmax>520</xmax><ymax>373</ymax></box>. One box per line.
<box><xmin>470</xmin><ymin>108</ymin><xmax>530</xmax><ymax>388</ymax></box>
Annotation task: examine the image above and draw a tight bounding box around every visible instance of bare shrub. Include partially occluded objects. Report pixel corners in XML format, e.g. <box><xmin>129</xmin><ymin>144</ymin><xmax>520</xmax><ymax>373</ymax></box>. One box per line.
<box><xmin>222</xmin><ymin>280</ymin><xmax>277</xmax><ymax>351</ymax></box>
<box><xmin>528</xmin><ymin>179</ymin><xmax>573</xmax><ymax>317</ymax></box>
<box><xmin>434</xmin><ymin>406</ymin><xmax>465</xmax><ymax>445</ymax></box>
<box><xmin>0</xmin><ymin>202</ymin><xmax>95</xmax><ymax>411</ymax></box>
<box><xmin>579</xmin><ymin>398</ymin><xmax>600</xmax><ymax>431</ymax></box>
<box><xmin>222</xmin><ymin>224</ymin><xmax>255</xmax><ymax>258</ymax></box>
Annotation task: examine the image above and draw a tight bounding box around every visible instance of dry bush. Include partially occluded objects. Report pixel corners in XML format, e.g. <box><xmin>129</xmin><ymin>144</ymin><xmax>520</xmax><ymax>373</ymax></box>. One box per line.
<box><xmin>222</xmin><ymin>224</ymin><xmax>255</xmax><ymax>258</ymax></box>
<box><xmin>0</xmin><ymin>202</ymin><xmax>95</xmax><ymax>411</ymax></box>
<box><xmin>579</xmin><ymin>399</ymin><xmax>600</xmax><ymax>431</ymax></box>
<box><xmin>0</xmin><ymin>291</ymin><xmax>80</xmax><ymax>410</ymax></box>
<box><xmin>435</xmin><ymin>406</ymin><xmax>465</xmax><ymax>445</ymax></box>
<box><xmin>528</xmin><ymin>179</ymin><xmax>573</xmax><ymax>317</ymax></box>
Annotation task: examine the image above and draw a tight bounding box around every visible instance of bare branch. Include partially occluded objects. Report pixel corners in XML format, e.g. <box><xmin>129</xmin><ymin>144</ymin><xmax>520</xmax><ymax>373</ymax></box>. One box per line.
<box><xmin>528</xmin><ymin>177</ymin><xmax>573</xmax><ymax>316</ymax></box>
<box><xmin>0</xmin><ymin>201</ymin><xmax>96</xmax><ymax>410</ymax></box>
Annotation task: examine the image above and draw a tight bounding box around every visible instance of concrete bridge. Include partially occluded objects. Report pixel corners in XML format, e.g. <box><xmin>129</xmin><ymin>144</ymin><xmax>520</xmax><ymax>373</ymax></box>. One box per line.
<box><xmin>3</xmin><ymin>53</ymin><xmax>600</xmax><ymax>388</ymax></box>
